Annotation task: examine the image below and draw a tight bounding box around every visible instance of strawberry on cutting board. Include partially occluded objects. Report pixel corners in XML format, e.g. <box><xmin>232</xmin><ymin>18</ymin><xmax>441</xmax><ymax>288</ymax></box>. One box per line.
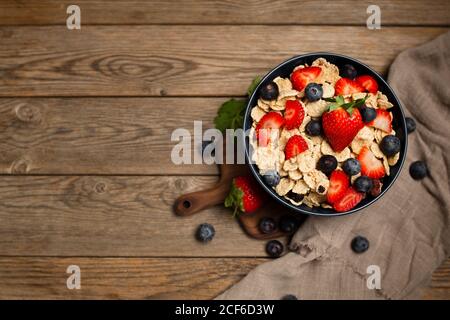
<box><xmin>368</xmin><ymin>109</ymin><xmax>392</xmax><ymax>133</ymax></box>
<box><xmin>284</xmin><ymin>135</ymin><xmax>309</xmax><ymax>160</ymax></box>
<box><xmin>322</xmin><ymin>107</ymin><xmax>364</xmax><ymax>152</ymax></box>
<box><xmin>284</xmin><ymin>100</ymin><xmax>305</xmax><ymax>130</ymax></box>
<box><xmin>333</xmin><ymin>187</ymin><xmax>364</xmax><ymax>212</ymax></box>
<box><xmin>334</xmin><ymin>78</ymin><xmax>365</xmax><ymax>96</ymax></box>
<box><xmin>357</xmin><ymin>146</ymin><xmax>386</xmax><ymax>179</ymax></box>
<box><xmin>255</xmin><ymin>112</ymin><xmax>284</xmax><ymax>146</ymax></box>
<box><xmin>355</xmin><ymin>75</ymin><xmax>378</xmax><ymax>94</ymax></box>
<box><xmin>225</xmin><ymin>176</ymin><xmax>265</xmax><ymax>215</ymax></box>
<box><xmin>290</xmin><ymin>66</ymin><xmax>322</xmax><ymax>91</ymax></box>
<box><xmin>327</xmin><ymin>170</ymin><xmax>350</xmax><ymax>204</ymax></box>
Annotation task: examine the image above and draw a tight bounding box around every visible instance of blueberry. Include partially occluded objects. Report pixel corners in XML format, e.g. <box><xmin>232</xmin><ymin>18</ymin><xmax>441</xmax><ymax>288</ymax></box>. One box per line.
<box><xmin>359</xmin><ymin>106</ymin><xmax>377</xmax><ymax>123</ymax></box>
<box><xmin>406</xmin><ymin>117</ymin><xmax>416</xmax><ymax>134</ymax></box>
<box><xmin>380</xmin><ymin>135</ymin><xmax>401</xmax><ymax>157</ymax></box>
<box><xmin>279</xmin><ymin>215</ymin><xmax>300</xmax><ymax>234</ymax></box>
<box><xmin>259</xmin><ymin>81</ymin><xmax>279</xmax><ymax>101</ymax></box>
<box><xmin>409</xmin><ymin>161</ymin><xmax>428</xmax><ymax>180</ymax></box>
<box><xmin>281</xmin><ymin>294</ymin><xmax>298</xmax><ymax>300</ymax></box>
<box><xmin>318</xmin><ymin>155</ymin><xmax>338</xmax><ymax>176</ymax></box>
<box><xmin>341</xmin><ymin>64</ymin><xmax>357</xmax><ymax>79</ymax></box>
<box><xmin>305</xmin><ymin>119</ymin><xmax>322</xmax><ymax>136</ymax></box>
<box><xmin>342</xmin><ymin>158</ymin><xmax>361</xmax><ymax>176</ymax></box>
<box><xmin>259</xmin><ymin>217</ymin><xmax>277</xmax><ymax>234</ymax></box>
<box><xmin>266</xmin><ymin>240</ymin><xmax>284</xmax><ymax>258</ymax></box>
<box><xmin>351</xmin><ymin>236</ymin><xmax>369</xmax><ymax>253</ymax></box>
<box><xmin>263</xmin><ymin>170</ymin><xmax>281</xmax><ymax>187</ymax></box>
<box><xmin>353</xmin><ymin>176</ymin><xmax>373</xmax><ymax>193</ymax></box>
<box><xmin>305</xmin><ymin>83</ymin><xmax>323</xmax><ymax>101</ymax></box>
<box><xmin>286</xmin><ymin>191</ymin><xmax>304</xmax><ymax>203</ymax></box>
<box><xmin>196</xmin><ymin>223</ymin><xmax>215</xmax><ymax>243</ymax></box>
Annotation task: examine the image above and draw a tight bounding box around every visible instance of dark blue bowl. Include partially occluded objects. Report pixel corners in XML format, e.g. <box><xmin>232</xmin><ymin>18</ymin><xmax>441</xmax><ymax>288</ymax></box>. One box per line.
<box><xmin>244</xmin><ymin>53</ymin><xmax>407</xmax><ymax>216</ymax></box>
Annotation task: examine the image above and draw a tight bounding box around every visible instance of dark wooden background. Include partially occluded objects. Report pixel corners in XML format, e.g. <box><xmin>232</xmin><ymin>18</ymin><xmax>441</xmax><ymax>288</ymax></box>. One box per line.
<box><xmin>0</xmin><ymin>0</ymin><xmax>448</xmax><ymax>299</ymax></box>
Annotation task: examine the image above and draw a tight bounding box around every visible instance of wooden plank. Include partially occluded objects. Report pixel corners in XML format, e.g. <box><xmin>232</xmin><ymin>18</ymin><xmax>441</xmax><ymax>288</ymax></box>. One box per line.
<box><xmin>0</xmin><ymin>257</ymin><xmax>447</xmax><ymax>299</ymax></box>
<box><xmin>0</xmin><ymin>0</ymin><xmax>449</xmax><ymax>26</ymax></box>
<box><xmin>0</xmin><ymin>98</ymin><xmax>222</xmax><ymax>175</ymax></box>
<box><xmin>0</xmin><ymin>26</ymin><xmax>446</xmax><ymax>97</ymax></box>
<box><xmin>0</xmin><ymin>175</ymin><xmax>289</xmax><ymax>257</ymax></box>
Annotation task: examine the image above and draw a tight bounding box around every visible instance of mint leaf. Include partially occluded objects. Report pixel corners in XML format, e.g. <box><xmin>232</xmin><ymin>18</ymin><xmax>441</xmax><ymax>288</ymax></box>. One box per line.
<box><xmin>247</xmin><ymin>76</ymin><xmax>262</xmax><ymax>97</ymax></box>
<box><xmin>214</xmin><ymin>99</ymin><xmax>247</xmax><ymax>133</ymax></box>
<box><xmin>336</xmin><ymin>96</ymin><xmax>345</xmax><ymax>105</ymax></box>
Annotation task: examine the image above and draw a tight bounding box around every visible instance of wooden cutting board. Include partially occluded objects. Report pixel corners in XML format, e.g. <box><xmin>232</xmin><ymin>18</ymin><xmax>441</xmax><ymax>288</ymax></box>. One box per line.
<box><xmin>174</xmin><ymin>139</ymin><xmax>306</xmax><ymax>239</ymax></box>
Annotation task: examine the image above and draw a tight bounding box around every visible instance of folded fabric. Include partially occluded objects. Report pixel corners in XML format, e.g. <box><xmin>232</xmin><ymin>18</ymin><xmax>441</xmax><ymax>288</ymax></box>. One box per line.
<box><xmin>217</xmin><ymin>31</ymin><xmax>450</xmax><ymax>300</ymax></box>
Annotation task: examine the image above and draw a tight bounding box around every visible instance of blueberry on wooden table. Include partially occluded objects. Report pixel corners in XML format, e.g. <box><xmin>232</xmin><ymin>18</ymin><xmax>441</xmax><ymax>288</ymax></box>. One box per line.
<box><xmin>266</xmin><ymin>240</ymin><xmax>284</xmax><ymax>258</ymax></box>
<box><xmin>259</xmin><ymin>217</ymin><xmax>277</xmax><ymax>234</ymax></box>
<box><xmin>409</xmin><ymin>161</ymin><xmax>428</xmax><ymax>180</ymax></box>
<box><xmin>405</xmin><ymin>117</ymin><xmax>416</xmax><ymax>134</ymax></box>
<box><xmin>195</xmin><ymin>223</ymin><xmax>215</xmax><ymax>243</ymax></box>
<box><xmin>259</xmin><ymin>81</ymin><xmax>279</xmax><ymax>101</ymax></box>
<box><xmin>351</xmin><ymin>236</ymin><xmax>369</xmax><ymax>253</ymax></box>
<box><xmin>281</xmin><ymin>294</ymin><xmax>298</xmax><ymax>300</ymax></box>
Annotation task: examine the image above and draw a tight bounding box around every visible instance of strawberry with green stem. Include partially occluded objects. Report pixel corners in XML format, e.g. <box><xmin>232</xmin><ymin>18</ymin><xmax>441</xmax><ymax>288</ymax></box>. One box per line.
<box><xmin>225</xmin><ymin>176</ymin><xmax>265</xmax><ymax>216</ymax></box>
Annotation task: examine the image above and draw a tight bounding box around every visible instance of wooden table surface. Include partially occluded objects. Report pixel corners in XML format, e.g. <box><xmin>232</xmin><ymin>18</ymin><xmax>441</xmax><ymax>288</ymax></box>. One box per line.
<box><xmin>0</xmin><ymin>0</ymin><xmax>448</xmax><ymax>299</ymax></box>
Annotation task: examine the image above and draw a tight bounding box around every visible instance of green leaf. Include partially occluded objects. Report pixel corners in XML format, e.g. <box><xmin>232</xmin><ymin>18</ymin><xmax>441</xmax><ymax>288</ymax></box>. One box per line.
<box><xmin>224</xmin><ymin>182</ymin><xmax>245</xmax><ymax>217</ymax></box>
<box><xmin>247</xmin><ymin>76</ymin><xmax>262</xmax><ymax>97</ymax></box>
<box><xmin>328</xmin><ymin>104</ymin><xmax>339</xmax><ymax>111</ymax></box>
<box><xmin>347</xmin><ymin>106</ymin><xmax>354</xmax><ymax>115</ymax></box>
<box><xmin>214</xmin><ymin>99</ymin><xmax>247</xmax><ymax>133</ymax></box>
<box><xmin>323</xmin><ymin>97</ymin><xmax>336</xmax><ymax>102</ymax></box>
<box><xmin>335</xmin><ymin>96</ymin><xmax>345</xmax><ymax>105</ymax></box>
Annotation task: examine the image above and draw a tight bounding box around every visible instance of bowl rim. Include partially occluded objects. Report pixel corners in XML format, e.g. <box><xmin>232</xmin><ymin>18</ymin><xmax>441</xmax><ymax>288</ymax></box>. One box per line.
<box><xmin>243</xmin><ymin>52</ymin><xmax>408</xmax><ymax>217</ymax></box>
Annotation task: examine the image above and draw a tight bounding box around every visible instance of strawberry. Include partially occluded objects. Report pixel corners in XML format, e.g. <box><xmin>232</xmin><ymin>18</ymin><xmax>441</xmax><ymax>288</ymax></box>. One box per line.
<box><xmin>334</xmin><ymin>78</ymin><xmax>365</xmax><ymax>96</ymax></box>
<box><xmin>290</xmin><ymin>66</ymin><xmax>322</xmax><ymax>91</ymax></box>
<box><xmin>327</xmin><ymin>170</ymin><xmax>350</xmax><ymax>204</ymax></box>
<box><xmin>284</xmin><ymin>135</ymin><xmax>308</xmax><ymax>160</ymax></box>
<box><xmin>333</xmin><ymin>187</ymin><xmax>364</xmax><ymax>212</ymax></box>
<box><xmin>255</xmin><ymin>112</ymin><xmax>284</xmax><ymax>146</ymax></box>
<box><xmin>357</xmin><ymin>146</ymin><xmax>385</xmax><ymax>179</ymax></box>
<box><xmin>284</xmin><ymin>100</ymin><xmax>305</xmax><ymax>130</ymax></box>
<box><xmin>322</xmin><ymin>107</ymin><xmax>364</xmax><ymax>152</ymax></box>
<box><xmin>368</xmin><ymin>109</ymin><xmax>392</xmax><ymax>133</ymax></box>
<box><xmin>225</xmin><ymin>176</ymin><xmax>265</xmax><ymax>215</ymax></box>
<box><xmin>355</xmin><ymin>75</ymin><xmax>378</xmax><ymax>94</ymax></box>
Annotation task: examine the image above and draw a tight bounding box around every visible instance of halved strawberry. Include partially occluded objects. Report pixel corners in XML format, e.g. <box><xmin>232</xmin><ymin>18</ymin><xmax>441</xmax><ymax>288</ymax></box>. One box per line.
<box><xmin>355</xmin><ymin>75</ymin><xmax>378</xmax><ymax>94</ymax></box>
<box><xmin>327</xmin><ymin>170</ymin><xmax>350</xmax><ymax>204</ymax></box>
<box><xmin>357</xmin><ymin>146</ymin><xmax>385</xmax><ymax>179</ymax></box>
<box><xmin>255</xmin><ymin>112</ymin><xmax>284</xmax><ymax>146</ymax></box>
<box><xmin>368</xmin><ymin>109</ymin><xmax>392</xmax><ymax>133</ymax></box>
<box><xmin>334</xmin><ymin>78</ymin><xmax>365</xmax><ymax>96</ymax></box>
<box><xmin>284</xmin><ymin>100</ymin><xmax>305</xmax><ymax>130</ymax></box>
<box><xmin>290</xmin><ymin>66</ymin><xmax>322</xmax><ymax>91</ymax></box>
<box><xmin>333</xmin><ymin>187</ymin><xmax>364</xmax><ymax>212</ymax></box>
<box><xmin>284</xmin><ymin>135</ymin><xmax>308</xmax><ymax>160</ymax></box>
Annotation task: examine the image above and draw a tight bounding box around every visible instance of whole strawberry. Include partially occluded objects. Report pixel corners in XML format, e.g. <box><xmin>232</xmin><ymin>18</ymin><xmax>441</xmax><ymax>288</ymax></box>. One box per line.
<box><xmin>322</xmin><ymin>95</ymin><xmax>366</xmax><ymax>152</ymax></box>
<box><xmin>225</xmin><ymin>176</ymin><xmax>264</xmax><ymax>215</ymax></box>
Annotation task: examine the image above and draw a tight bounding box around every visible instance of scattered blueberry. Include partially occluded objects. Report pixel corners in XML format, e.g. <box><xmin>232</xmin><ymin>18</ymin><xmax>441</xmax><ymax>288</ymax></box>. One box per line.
<box><xmin>342</xmin><ymin>158</ymin><xmax>361</xmax><ymax>176</ymax></box>
<box><xmin>353</xmin><ymin>176</ymin><xmax>373</xmax><ymax>193</ymax></box>
<box><xmin>341</xmin><ymin>64</ymin><xmax>357</xmax><ymax>79</ymax></box>
<box><xmin>351</xmin><ymin>236</ymin><xmax>369</xmax><ymax>253</ymax></box>
<box><xmin>380</xmin><ymin>135</ymin><xmax>401</xmax><ymax>157</ymax></box>
<box><xmin>259</xmin><ymin>217</ymin><xmax>277</xmax><ymax>234</ymax></box>
<box><xmin>196</xmin><ymin>223</ymin><xmax>215</xmax><ymax>243</ymax></box>
<box><xmin>262</xmin><ymin>170</ymin><xmax>281</xmax><ymax>187</ymax></box>
<box><xmin>279</xmin><ymin>215</ymin><xmax>300</xmax><ymax>234</ymax></box>
<box><xmin>318</xmin><ymin>155</ymin><xmax>338</xmax><ymax>176</ymax></box>
<box><xmin>281</xmin><ymin>294</ymin><xmax>298</xmax><ymax>300</ymax></box>
<box><xmin>405</xmin><ymin>117</ymin><xmax>416</xmax><ymax>134</ymax></box>
<box><xmin>359</xmin><ymin>106</ymin><xmax>377</xmax><ymax>123</ymax></box>
<box><xmin>305</xmin><ymin>119</ymin><xmax>322</xmax><ymax>136</ymax></box>
<box><xmin>369</xmin><ymin>179</ymin><xmax>382</xmax><ymax>197</ymax></box>
<box><xmin>259</xmin><ymin>81</ymin><xmax>279</xmax><ymax>101</ymax></box>
<box><xmin>409</xmin><ymin>161</ymin><xmax>428</xmax><ymax>180</ymax></box>
<box><xmin>266</xmin><ymin>240</ymin><xmax>284</xmax><ymax>258</ymax></box>
<box><xmin>286</xmin><ymin>191</ymin><xmax>304</xmax><ymax>203</ymax></box>
<box><xmin>304</xmin><ymin>83</ymin><xmax>323</xmax><ymax>101</ymax></box>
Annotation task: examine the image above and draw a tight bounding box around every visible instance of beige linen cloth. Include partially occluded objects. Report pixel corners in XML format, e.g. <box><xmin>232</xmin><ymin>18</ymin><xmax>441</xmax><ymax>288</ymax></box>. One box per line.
<box><xmin>218</xmin><ymin>32</ymin><xmax>450</xmax><ymax>300</ymax></box>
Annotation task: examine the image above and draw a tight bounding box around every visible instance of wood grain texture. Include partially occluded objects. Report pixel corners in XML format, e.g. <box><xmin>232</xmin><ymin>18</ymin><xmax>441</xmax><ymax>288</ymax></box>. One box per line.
<box><xmin>0</xmin><ymin>175</ymin><xmax>290</xmax><ymax>257</ymax></box>
<box><xmin>0</xmin><ymin>0</ymin><xmax>449</xmax><ymax>26</ymax></box>
<box><xmin>0</xmin><ymin>257</ymin><xmax>447</xmax><ymax>299</ymax></box>
<box><xmin>0</xmin><ymin>26</ymin><xmax>447</xmax><ymax>97</ymax></box>
<box><xmin>0</xmin><ymin>98</ymin><xmax>221</xmax><ymax>175</ymax></box>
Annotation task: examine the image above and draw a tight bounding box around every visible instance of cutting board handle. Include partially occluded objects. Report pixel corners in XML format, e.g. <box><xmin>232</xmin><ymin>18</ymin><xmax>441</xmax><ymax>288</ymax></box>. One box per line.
<box><xmin>174</xmin><ymin>183</ymin><xmax>230</xmax><ymax>216</ymax></box>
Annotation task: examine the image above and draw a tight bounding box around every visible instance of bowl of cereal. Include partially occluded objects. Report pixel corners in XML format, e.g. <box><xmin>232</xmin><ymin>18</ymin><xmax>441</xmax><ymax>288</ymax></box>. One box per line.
<box><xmin>244</xmin><ymin>53</ymin><xmax>407</xmax><ymax>216</ymax></box>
